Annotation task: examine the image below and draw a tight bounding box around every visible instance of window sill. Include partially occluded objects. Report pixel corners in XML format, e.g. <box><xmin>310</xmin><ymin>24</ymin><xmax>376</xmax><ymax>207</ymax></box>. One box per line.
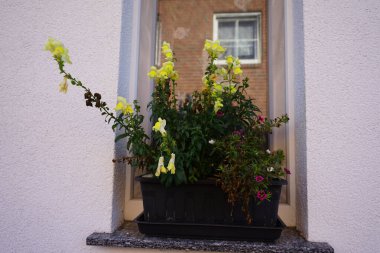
<box><xmin>86</xmin><ymin>221</ymin><xmax>333</xmax><ymax>253</ymax></box>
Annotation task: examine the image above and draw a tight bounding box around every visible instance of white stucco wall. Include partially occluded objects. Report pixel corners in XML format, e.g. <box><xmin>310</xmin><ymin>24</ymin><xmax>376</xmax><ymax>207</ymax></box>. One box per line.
<box><xmin>1</xmin><ymin>0</ymin><xmax>380</xmax><ymax>253</ymax></box>
<box><xmin>0</xmin><ymin>0</ymin><xmax>130</xmax><ymax>252</ymax></box>
<box><xmin>302</xmin><ymin>0</ymin><xmax>380</xmax><ymax>252</ymax></box>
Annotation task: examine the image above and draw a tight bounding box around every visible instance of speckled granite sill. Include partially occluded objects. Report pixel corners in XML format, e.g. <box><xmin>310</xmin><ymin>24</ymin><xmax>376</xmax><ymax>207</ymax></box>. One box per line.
<box><xmin>87</xmin><ymin>221</ymin><xmax>333</xmax><ymax>253</ymax></box>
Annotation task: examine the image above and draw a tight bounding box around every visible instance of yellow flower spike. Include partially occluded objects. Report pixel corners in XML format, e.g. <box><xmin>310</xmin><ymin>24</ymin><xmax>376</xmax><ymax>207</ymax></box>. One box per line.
<box><xmin>152</xmin><ymin>117</ymin><xmax>167</xmax><ymax>136</ymax></box>
<box><xmin>165</xmin><ymin>51</ymin><xmax>173</xmax><ymax>61</ymax></box>
<box><xmin>148</xmin><ymin>66</ymin><xmax>158</xmax><ymax>78</ymax></box>
<box><xmin>214</xmin><ymin>98</ymin><xmax>223</xmax><ymax>113</ymax></box>
<box><xmin>213</xmin><ymin>83</ymin><xmax>223</xmax><ymax>94</ymax></box>
<box><xmin>44</xmin><ymin>37</ymin><xmax>72</xmax><ymax>64</ymax></box>
<box><xmin>157</xmin><ymin>69</ymin><xmax>168</xmax><ymax>80</ymax></box>
<box><xmin>226</xmin><ymin>55</ymin><xmax>234</xmax><ymax>65</ymax></box>
<box><xmin>203</xmin><ymin>40</ymin><xmax>226</xmax><ymax>58</ymax></box>
<box><xmin>44</xmin><ymin>37</ymin><xmax>63</xmax><ymax>53</ymax></box>
<box><xmin>155</xmin><ymin>156</ymin><xmax>167</xmax><ymax>177</ymax></box>
<box><xmin>162</xmin><ymin>41</ymin><xmax>171</xmax><ymax>52</ymax></box>
<box><xmin>163</xmin><ymin>61</ymin><xmax>174</xmax><ymax>73</ymax></box>
<box><xmin>115</xmin><ymin>96</ymin><xmax>134</xmax><ymax>115</ymax></box>
<box><xmin>204</xmin><ymin>40</ymin><xmax>212</xmax><ymax>51</ymax></box>
<box><xmin>171</xmin><ymin>71</ymin><xmax>179</xmax><ymax>81</ymax></box>
<box><xmin>229</xmin><ymin>85</ymin><xmax>237</xmax><ymax>94</ymax></box>
<box><xmin>167</xmin><ymin>153</ymin><xmax>176</xmax><ymax>174</ymax></box>
<box><xmin>61</xmin><ymin>47</ymin><xmax>72</xmax><ymax>64</ymax></box>
<box><xmin>59</xmin><ymin>77</ymin><xmax>68</xmax><ymax>94</ymax></box>
<box><xmin>233</xmin><ymin>67</ymin><xmax>243</xmax><ymax>75</ymax></box>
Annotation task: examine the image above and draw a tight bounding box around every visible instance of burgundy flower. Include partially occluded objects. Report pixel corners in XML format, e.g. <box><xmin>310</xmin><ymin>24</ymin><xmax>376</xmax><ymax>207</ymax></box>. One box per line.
<box><xmin>255</xmin><ymin>176</ymin><xmax>264</xmax><ymax>182</ymax></box>
<box><xmin>257</xmin><ymin>190</ymin><xmax>268</xmax><ymax>201</ymax></box>
<box><xmin>258</xmin><ymin>115</ymin><xmax>265</xmax><ymax>124</ymax></box>
<box><xmin>284</xmin><ymin>168</ymin><xmax>291</xmax><ymax>175</ymax></box>
<box><xmin>216</xmin><ymin>111</ymin><xmax>224</xmax><ymax>117</ymax></box>
<box><xmin>232</xmin><ymin>129</ymin><xmax>244</xmax><ymax>137</ymax></box>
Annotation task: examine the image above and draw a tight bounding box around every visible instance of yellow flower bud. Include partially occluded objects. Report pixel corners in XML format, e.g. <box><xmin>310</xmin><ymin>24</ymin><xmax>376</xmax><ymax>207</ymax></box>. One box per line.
<box><xmin>59</xmin><ymin>77</ymin><xmax>68</xmax><ymax>94</ymax></box>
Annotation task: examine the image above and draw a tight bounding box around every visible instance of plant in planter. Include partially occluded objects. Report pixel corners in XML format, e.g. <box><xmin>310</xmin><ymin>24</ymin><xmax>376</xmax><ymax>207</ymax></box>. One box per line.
<box><xmin>45</xmin><ymin>38</ymin><xmax>289</xmax><ymax>240</ymax></box>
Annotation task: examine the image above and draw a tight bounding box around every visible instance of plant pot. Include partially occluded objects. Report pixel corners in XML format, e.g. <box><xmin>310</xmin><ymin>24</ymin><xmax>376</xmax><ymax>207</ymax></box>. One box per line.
<box><xmin>136</xmin><ymin>175</ymin><xmax>287</xmax><ymax>227</ymax></box>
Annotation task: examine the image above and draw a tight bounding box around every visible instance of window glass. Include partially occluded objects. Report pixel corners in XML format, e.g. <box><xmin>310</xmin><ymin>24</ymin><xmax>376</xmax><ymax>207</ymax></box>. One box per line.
<box><xmin>215</xmin><ymin>13</ymin><xmax>260</xmax><ymax>62</ymax></box>
<box><xmin>238</xmin><ymin>40</ymin><xmax>256</xmax><ymax>59</ymax></box>
<box><xmin>238</xmin><ymin>20</ymin><xmax>257</xmax><ymax>40</ymax></box>
<box><xmin>218</xmin><ymin>21</ymin><xmax>235</xmax><ymax>40</ymax></box>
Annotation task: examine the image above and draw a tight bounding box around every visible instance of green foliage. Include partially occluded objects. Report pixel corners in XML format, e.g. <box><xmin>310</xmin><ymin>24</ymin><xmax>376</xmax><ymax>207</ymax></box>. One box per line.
<box><xmin>48</xmin><ymin>40</ymin><xmax>289</xmax><ymax>223</ymax></box>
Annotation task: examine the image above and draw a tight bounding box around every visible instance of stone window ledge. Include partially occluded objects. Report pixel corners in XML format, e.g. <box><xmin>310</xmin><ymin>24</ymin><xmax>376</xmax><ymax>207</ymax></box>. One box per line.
<box><xmin>86</xmin><ymin>221</ymin><xmax>334</xmax><ymax>253</ymax></box>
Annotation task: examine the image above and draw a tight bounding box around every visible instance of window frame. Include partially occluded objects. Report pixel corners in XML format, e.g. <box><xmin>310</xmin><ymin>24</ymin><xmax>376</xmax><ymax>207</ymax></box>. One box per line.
<box><xmin>124</xmin><ymin>0</ymin><xmax>297</xmax><ymax>226</ymax></box>
<box><xmin>213</xmin><ymin>12</ymin><xmax>262</xmax><ymax>65</ymax></box>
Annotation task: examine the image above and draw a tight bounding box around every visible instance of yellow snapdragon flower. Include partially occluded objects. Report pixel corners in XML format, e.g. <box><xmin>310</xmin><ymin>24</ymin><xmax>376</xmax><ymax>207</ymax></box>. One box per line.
<box><xmin>162</xmin><ymin>61</ymin><xmax>174</xmax><ymax>73</ymax></box>
<box><xmin>148</xmin><ymin>66</ymin><xmax>158</xmax><ymax>78</ymax></box>
<box><xmin>157</xmin><ymin>69</ymin><xmax>168</xmax><ymax>80</ymax></box>
<box><xmin>155</xmin><ymin>156</ymin><xmax>167</xmax><ymax>177</ymax></box>
<box><xmin>167</xmin><ymin>153</ymin><xmax>176</xmax><ymax>174</ymax></box>
<box><xmin>229</xmin><ymin>85</ymin><xmax>237</xmax><ymax>94</ymax></box>
<box><xmin>115</xmin><ymin>96</ymin><xmax>133</xmax><ymax>115</ymax></box>
<box><xmin>226</xmin><ymin>55</ymin><xmax>234</xmax><ymax>65</ymax></box>
<box><xmin>204</xmin><ymin>40</ymin><xmax>226</xmax><ymax>58</ymax></box>
<box><xmin>59</xmin><ymin>77</ymin><xmax>68</xmax><ymax>94</ymax></box>
<box><xmin>232</xmin><ymin>57</ymin><xmax>243</xmax><ymax>76</ymax></box>
<box><xmin>162</xmin><ymin>41</ymin><xmax>173</xmax><ymax>61</ymax></box>
<box><xmin>233</xmin><ymin>67</ymin><xmax>243</xmax><ymax>75</ymax></box>
<box><xmin>152</xmin><ymin>117</ymin><xmax>167</xmax><ymax>136</ymax></box>
<box><xmin>171</xmin><ymin>71</ymin><xmax>179</xmax><ymax>81</ymax></box>
<box><xmin>214</xmin><ymin>98</ymin><xmax>223</xmax><ymax>113</ymax></box>
<box><xmin>44</xmin><ymin>37</ymin><xmax>72</xmax><ymax>64</ymax></box>
<box><xmin>213</xmin><ymin>83</ymin><xmax>223</xmax><ymax>95</ymax></box>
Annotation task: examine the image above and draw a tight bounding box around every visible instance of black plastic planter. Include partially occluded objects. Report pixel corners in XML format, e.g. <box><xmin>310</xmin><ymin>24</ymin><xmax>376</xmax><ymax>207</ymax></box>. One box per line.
<box><xmin>136</xmin><ymin>175</ymin><xmax>287</xmax><ymax>227</ymax></box>
<box><xmin>134</xmin><ymin>213</ymin><xmax>286</xmax><ymax>242</ymax></box>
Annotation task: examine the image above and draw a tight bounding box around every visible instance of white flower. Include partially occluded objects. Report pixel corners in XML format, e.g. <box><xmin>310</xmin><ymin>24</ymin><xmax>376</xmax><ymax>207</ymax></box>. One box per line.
<box><xmin>208</xmin><ymin>139</ymin><xmax>215</xmax><ymax>145</ymax></box>
<box><xmin>266</xmin><ymin>149</ymin><xmax>271</xmax><ymax>154</ymax></box>
<box><xmin>155</xmin><ymin>156</ymin><xmax>167</xmax><ymax>177</ymax></box>
<box><xmin>167</xmin><ymin>153</ymin><xmax>176</xmax><ymax>174</ymax></box>
<box><xmin>267</xmin><ymin>167</ymin><xmax>274</xmax><ymax>172</ymax></box>
<box><xmin>152</xmin><ymin>118</ymin><xmax>167</xmax><ymax>136</ymax></box>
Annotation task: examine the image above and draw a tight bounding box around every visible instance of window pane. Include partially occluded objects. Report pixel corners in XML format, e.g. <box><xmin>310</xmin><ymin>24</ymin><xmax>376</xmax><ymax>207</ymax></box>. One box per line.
<box><xmin>220</xmin><ymin>40</ymin><xmax>235</xmax><ymax>57</ymax></box>
<box><xmin>218</xmin><ymin>21</ymin><xmax>235</xmax><ymax>40</ymax></box>
<box><xmin>238</xmin><ymin>20</ymin><xmax>257</xmax><ymax>40</ymax></box>
<box><xmin>237</xmin><ymin>40</ymin><xmax>256</xmax><ymax>59</ymax></box>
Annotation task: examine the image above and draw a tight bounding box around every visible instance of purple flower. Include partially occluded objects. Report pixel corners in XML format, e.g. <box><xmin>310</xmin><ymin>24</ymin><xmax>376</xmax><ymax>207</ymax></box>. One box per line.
<box><xmin>232</xmin><ymin>129</ymin><xmax>244</xmax><ymax>137</ymax></box>
<box><xmin>255</xmin><ymin>176</ymin><xmax>264</xmax><ymax>182</ymax></box>
<box><xmin>284</xmin><ymin>168</ymin><xmax>291</xmax><ymax>175</ymax></box>
<box><xmin>257</xmin><ymin>190</ymin><xmax>268</xmax><ymax>201</ymax></box>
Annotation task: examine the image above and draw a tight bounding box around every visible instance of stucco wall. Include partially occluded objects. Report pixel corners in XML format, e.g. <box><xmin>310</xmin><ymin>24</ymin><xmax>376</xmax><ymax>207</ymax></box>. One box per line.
<box><xmin>0</xmin><ymin>0</ymin><xmax>129</xmax><ymax>252</ymax></box>
<box><xmin>1</xmin><ymin>0</ymin><xmax>380</xmax><ymax>253</ymax></box>
<box><xmin>302</xmin><ymin>0</ymin><xmax>380</xmax><ymax>252</ymax></box>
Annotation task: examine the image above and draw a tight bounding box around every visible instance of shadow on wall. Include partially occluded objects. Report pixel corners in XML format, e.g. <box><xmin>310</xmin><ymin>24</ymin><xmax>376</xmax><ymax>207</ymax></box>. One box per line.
<box><xmin>110</xmin><ymin>0</ymin><xmax>134</xmax><ymax>231</ymax></box>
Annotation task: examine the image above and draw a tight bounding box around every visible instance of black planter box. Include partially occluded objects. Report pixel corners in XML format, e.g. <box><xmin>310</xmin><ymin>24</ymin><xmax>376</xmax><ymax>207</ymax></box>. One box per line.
<box><xmin>136</xmin><ymin>175</ymin><xmax>287</xmax><ymax>227</ymax></box>
<box><xmin>135</xmin><ymin>212</ymin><xmax>285</xmax><ymax>242</ymax></box>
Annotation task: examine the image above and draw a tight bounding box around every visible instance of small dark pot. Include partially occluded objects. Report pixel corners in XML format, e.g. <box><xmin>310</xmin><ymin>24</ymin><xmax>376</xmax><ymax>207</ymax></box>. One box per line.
<box><xmin>136</xmin><ymin>175</ymin><xmax>287</xmax><ymax>227</ymax></box>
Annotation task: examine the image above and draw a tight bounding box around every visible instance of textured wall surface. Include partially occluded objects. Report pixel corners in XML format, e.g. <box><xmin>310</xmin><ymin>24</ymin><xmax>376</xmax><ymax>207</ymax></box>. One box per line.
<box><xmin>302</xmin><ymin>0</ymin><xmax>380</xmax><ymax>252</ymax></box>
<box><xmin>1</xmin><ymin>0</ymin><xmax>380</xmax><ymax>252</ymax></box>
<box><xmin>0</xmin><ymin>0</ymin><xmax>129</xmax><ymax>252</ymax></box>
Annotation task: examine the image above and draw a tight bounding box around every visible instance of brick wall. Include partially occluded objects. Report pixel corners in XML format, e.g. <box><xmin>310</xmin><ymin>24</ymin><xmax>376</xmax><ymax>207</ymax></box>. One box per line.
<box><xmin>158</xmin><ymin>0</ymin><xmax>268</xmax><ymax>116</ymax></box>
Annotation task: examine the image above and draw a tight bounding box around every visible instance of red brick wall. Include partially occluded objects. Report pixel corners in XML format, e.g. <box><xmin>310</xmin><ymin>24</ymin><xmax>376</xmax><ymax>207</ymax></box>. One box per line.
<box><xmin>158</xmin><ymin>0</ymin><xmax>268</xmax><ymax>115</ymax></box>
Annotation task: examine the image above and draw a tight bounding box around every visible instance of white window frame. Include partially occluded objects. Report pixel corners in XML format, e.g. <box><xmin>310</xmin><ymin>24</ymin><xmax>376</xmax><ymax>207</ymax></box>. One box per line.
<box><xmin>213</xmin><ymin>12</ymin><xmax>262</xmax><ymax>65</ymax></box>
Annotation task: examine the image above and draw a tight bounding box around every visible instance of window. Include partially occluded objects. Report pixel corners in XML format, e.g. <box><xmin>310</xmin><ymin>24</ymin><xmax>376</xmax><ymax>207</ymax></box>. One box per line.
<box><xmin>124</xmin><ymin>0</ymin><xmax>296</xmax><ymax>226</ymax></box>
<box><xmin>213</xmin><ymin>13</ymin><xmax>261</xmax><ymax>64</ymax></box>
